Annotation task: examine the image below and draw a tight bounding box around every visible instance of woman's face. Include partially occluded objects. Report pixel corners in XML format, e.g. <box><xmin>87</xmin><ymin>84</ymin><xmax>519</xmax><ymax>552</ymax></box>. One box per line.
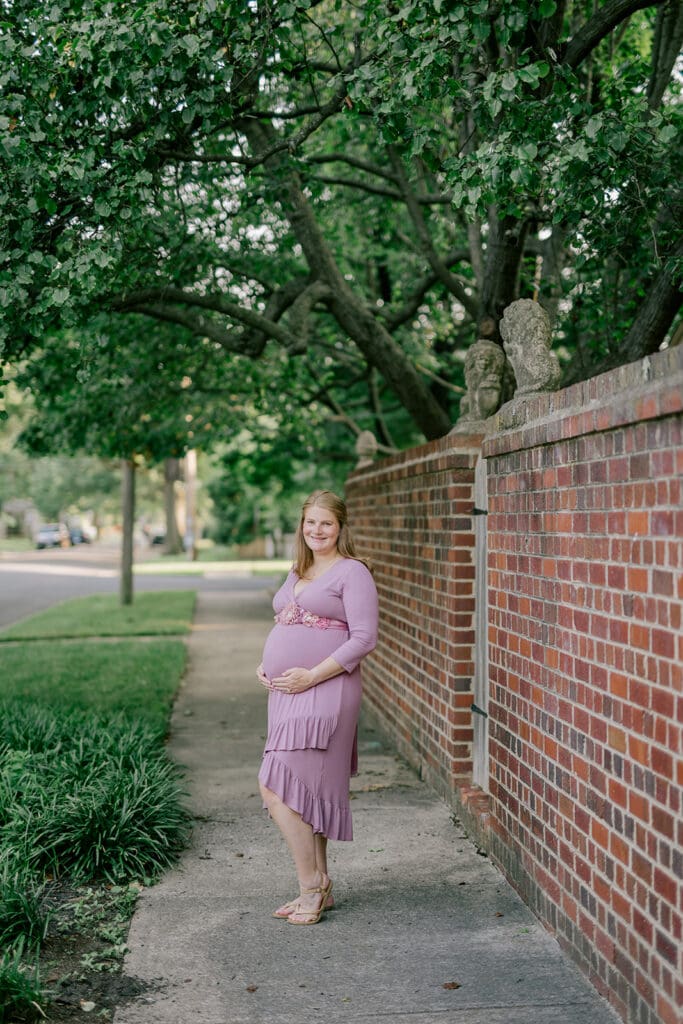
<box><xmin>302</xmin><ymin>504</ymin><xmax>341</xmax><ymax>558</ymax></box>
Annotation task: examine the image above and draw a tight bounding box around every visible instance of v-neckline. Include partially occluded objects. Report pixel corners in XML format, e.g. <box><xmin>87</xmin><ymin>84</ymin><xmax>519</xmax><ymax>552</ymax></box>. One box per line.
<box><xmin>293</xmin><ymin>558</ymin><xmax>345</xmax><ymax>598</ymax></box>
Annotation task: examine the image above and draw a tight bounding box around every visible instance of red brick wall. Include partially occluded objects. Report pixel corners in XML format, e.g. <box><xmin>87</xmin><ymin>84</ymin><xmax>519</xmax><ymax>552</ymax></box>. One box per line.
<box><xmin>483</xmin><ymin>348</ymin><xmax>683</xmax><ymax>1024</ymax></box>
<box><xmin>346</xmin><ymin>346</ymin><xmax>683</xmax><ymax>1024</ymax></box>
<box><xmin>346</xmin><ymin>434</ymin><xmax>482</xmax><ymax>800</ymax></box>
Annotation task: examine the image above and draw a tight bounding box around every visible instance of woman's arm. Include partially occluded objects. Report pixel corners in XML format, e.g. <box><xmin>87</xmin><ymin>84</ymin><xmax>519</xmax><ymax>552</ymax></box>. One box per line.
<box><xmin>270</xmin><ymin>561</ymin><xmax>378</xmax><ymax>694</ymax></box>
<box><xmin>327</xmin><ymin>561</ymin><xmax>379</xmax><ymax>672</ymax></box>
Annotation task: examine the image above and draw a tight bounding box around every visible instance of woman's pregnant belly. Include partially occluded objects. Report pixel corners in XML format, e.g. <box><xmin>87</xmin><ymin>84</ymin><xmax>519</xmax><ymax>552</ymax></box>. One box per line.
<box><xmin>262</xmin><ymin>624</ymin><xmax>348</xmax><ymax>679</ymax></box>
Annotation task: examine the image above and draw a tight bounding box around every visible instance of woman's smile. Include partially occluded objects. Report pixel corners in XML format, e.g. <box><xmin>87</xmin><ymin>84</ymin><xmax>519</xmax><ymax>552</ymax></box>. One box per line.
<box><xmin>303</xmin><ymin>508</ymin><xmax>340</xmax><ymax>554</ymax></box>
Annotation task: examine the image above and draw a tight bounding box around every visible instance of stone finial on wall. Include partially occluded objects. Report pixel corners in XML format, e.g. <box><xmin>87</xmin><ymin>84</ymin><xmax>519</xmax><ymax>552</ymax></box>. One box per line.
<box><xmin>452</xmin><ymin>338</ymin><xmax>512</xmax><ymax>432</ymax></box>
<box><xmin>500</xmin><ymin>299</ymin><xmax>561</xmax><ymax>396</ymax></box>
<box><xmin>355</xmin><ymin>429</ymin><xmax>378</xmax><ymax>468</ymax></box>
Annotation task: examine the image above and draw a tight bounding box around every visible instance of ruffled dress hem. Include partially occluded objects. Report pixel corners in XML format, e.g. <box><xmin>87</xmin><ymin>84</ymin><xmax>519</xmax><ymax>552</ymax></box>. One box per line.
<box><xmin>258</xmin><ymin>752</ymin><xmax>353</xmax><ymax>842</ymax></box>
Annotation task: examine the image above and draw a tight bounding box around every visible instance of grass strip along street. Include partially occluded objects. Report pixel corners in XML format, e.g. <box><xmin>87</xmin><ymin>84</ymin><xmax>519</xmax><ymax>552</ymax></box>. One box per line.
<box><xmin>0</xmin><ymin>591</ymin><xmax>196</xmax><ymax>1023</ymax></box>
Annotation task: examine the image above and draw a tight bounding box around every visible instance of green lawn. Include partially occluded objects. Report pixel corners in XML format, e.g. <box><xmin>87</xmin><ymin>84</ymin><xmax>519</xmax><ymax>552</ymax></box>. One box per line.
<box><xmin>0</xmin><ymin>537</ymin><xmax>33</xmax><ymax>552</ymax></box>
<box><xmin>135</xmin><ymin>557</ymin><xmax>291</xmax><ymax>576</ymax></box>
<box><xmin>0</xmin><ymin>590</ymin><xmax>196</xmax><ymax>640</ymax></box>
<box><xmin>0</xmin><ymin>638</ymin><xmax>187</xmax><ymax>728</ymax></box>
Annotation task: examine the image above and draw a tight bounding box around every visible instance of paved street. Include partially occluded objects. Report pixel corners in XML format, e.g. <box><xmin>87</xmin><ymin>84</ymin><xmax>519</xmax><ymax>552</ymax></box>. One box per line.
<box><xmin>0</xmin><ymin>544</ymin><xmax>281</xmax><ymax>628</ymax></box>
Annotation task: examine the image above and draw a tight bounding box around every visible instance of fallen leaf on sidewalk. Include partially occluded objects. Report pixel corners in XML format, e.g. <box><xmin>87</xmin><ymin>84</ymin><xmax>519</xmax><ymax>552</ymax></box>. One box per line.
<box><xmin>442</xmin><ymin>981</ymin><xmax>461</xmax><ymax>990</ymax></box>
<box><xmin>246</xmin><ymin>985</ymin><xmax>258</xmax><ymax>993</ymax></box>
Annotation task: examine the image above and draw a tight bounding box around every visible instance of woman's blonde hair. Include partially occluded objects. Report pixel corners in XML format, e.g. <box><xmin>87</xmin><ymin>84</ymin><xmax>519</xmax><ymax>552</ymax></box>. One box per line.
<box><xmin>293</xmin><ymin>490</ymin><xmax>368</xmax><ymax>577</ymax></box>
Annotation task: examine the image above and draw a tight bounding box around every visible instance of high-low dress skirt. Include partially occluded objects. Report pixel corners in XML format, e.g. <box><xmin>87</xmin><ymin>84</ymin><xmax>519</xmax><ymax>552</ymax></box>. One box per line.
<box><xmin>258</xmin><ymin>621</ymin><xmax>361</xmax><ymax>841</ymax></box>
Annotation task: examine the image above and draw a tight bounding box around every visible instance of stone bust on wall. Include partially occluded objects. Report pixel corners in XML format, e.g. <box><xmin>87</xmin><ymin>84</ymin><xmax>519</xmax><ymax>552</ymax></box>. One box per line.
<box><xmin>452</xmin><ymin>337</ymin><xmax>512</xmax><ymax>432</ymax></box>
<box><xmin>499</xmin><ymin>299</ymin><xmax>561</xmax><ymax>395</ymax></box>
<box><xmin>354</xmin><ymin>429</ymin><xmax>378</xmax><ymax>468</ymax></box>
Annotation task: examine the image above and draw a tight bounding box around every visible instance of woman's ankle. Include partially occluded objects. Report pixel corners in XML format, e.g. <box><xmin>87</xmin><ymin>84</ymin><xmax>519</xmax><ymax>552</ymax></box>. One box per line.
<box><xmin>299</xmin><ymin>869</ymin><xmax>327</xmax><ymax>892</ymax></box>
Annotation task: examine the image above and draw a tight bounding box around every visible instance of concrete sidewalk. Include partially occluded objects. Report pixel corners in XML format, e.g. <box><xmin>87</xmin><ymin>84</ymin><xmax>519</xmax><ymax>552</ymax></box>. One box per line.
<box><xmin>114</xmin><ymin>590</ymin><xmax>620</xmax><ymax>1024</ymax></box>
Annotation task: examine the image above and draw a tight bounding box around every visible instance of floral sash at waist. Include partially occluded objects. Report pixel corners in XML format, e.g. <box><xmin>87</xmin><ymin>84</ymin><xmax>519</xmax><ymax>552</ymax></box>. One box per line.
<box><xmin>274</xmin><ymin>601</ymin><xmax>347</xmax><ymax>630</ymax></box>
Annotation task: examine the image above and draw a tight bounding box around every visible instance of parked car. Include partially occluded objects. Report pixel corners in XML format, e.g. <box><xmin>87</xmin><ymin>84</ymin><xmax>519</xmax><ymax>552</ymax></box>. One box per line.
<box><xmin>68</xmin><ymin>526</ymin><xmax>92</xmax><ymax>545</ymax></box>
<box><xmin>35</xmin><ymin>523</ymin><xmax>71</xmax><ymax>549</ymax></box>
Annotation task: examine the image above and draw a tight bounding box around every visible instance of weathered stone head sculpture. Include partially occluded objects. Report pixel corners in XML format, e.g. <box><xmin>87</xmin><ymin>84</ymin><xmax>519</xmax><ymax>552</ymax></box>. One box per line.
<box><xmin>354</xmin><ymin>429</ymin><xmax>378</xmax><ymax>468</ymax></box>
<box><xmin>452</xmin><ymin>338</ymin><xmax>511</xmax><ymax>431</ymax></box>
<box><xmin>499</xmin><ymin>299</ymin><xmax>561</xmax><ymax>395</ymax></box>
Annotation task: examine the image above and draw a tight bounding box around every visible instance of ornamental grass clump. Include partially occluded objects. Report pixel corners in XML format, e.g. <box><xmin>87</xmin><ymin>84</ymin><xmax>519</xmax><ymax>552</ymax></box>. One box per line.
<box><xmin>23</xmin><ymin>755</ymin><xmax>191</xmax><ymax>882</ymax></box>
<box><xmin>0</xmin><ymin>945</ymin><xmax>44</xmax><ymax>1023</ymax></box>
<box><xmin>0</xmin><ymin>702</ymin><xmax>191</xmax><ymax>884</ymax></box>
<box><xmin>0</xmin><ymin>867</ymin><xmax>50</xmax><ymax>953</ymax></box>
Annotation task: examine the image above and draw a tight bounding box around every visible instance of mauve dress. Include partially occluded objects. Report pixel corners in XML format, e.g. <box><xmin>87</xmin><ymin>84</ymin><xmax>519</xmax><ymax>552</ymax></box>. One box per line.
<box><xmin>258</xmin><ymin>558</ymin><xmax>378</xmax><ymax>841</ymax></box>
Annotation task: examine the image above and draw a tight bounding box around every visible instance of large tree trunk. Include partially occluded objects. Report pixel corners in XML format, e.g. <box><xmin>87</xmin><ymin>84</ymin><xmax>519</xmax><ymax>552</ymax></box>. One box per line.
<box><xmin>120</xmin><ymin>458</ymin><xmax>135</xmax><ymax>606</ymax></box>
<box><xmin>163</xmin><ymin>457</ymin><xmax>183</xmax><ymax>555</ymax></box>
<box><xmin>478</xmin><ymin>209</ymin><xmax>529</xmax><ymax>340</ymax></box>
<box><xmin>619</xmin><ymin>236</ymin><xmax>683</xmax><ymax>365</ymax></box>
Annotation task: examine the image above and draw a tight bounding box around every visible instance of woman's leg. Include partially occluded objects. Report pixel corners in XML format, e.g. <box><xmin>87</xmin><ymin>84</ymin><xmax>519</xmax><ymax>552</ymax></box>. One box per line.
<box><xmin>314</xmin><ymin>834</ymin><xmax>328</xmax><ymax>877</ymax></box>
<box><xmin>260</xmin><ymin>783</ymin><xmax>329</xmax><ymax>921</ymax></box>
<box><xmin>271</xmin><ymin>830</ymin><xmax>334</xmax><ymax>917</ymax></box>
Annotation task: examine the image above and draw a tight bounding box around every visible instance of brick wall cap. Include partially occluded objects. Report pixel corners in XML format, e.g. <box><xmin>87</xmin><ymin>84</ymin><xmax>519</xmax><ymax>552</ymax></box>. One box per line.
<box><xmin>482</xmin><ymin>347</ymin><xmax>683</xmax><ymax>457</ymax></box>
<box><xmin>348</xmin><ymin>432</ymin><xmax>484</xmax><ymax>484</ymax></box>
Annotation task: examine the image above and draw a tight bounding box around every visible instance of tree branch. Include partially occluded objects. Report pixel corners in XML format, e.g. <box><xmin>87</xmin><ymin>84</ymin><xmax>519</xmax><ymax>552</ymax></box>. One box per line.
<box><xmin>168</xmin><ymin>78</ymin><xmax>352</xmax><ymax>168</ymax></box>
<box><xmin>112</xmin><ymin>287</ymin><xmax>299</xmax><ymax>352</ymax></box>
<box><xmin>307</xmin><ymin>363</ymin><xmax>398</xmax><ymax>453</ymax></box>
<box><xmin>284</xmin><ymin>281</ymin><xmax>333</xmax><ymax>353</ymax></box>
<box><xmin>647</xmin><ymin>0</ymin><xmax>683</xmax><ymax>108</ymax></box>
<box><xmin>124</xmin><ymin>303</ymin><xmax>264</xmax><ymax>357</ymax></box>
<box><xmin>563</xmin><ymin>0</ymin><xmax>666</xmax><ymax>69</ymax></box>
<box><xmin>235</xmin><ymin>76</ymin><xmax>351</xmax><ymax>168</ymax></box>
<box><xmin>377</xmin><ymin>248</ymin><xmax>471</xmax><ymax>329</ymax></box>
<box><xmin>415</xmin><ymin>363</ymin><xmax>465</xmax><ymax>394</ymax></box>
<box><xmin>305</xmin><ymin>152</ymin><xmax>399</xmax><ymax>183</ymax></box>
<box><xmin>369</xmin><ymin>368</ymin><xmax>398</xmax><ymax>449</ymax></box>
<box><xmin>313</xmin><ymin>173</ymin><xmax>454</xmax><ymax>204</ymax></box>
<box><xmin>313</xmin><ymin>175</ymin><xmax>404</xmax><ymax>201</ymax></box>
<box><xmin>387</xmin><ymin>148</ymin><xmax>479</xmax><ymax>320</ymax></box>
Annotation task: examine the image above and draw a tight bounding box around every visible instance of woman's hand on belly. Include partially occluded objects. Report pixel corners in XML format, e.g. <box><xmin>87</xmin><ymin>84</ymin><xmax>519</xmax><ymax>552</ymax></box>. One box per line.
<box><xmin>270</xmin><ymin>667</ymin><xmax>314</xmax><ymax>695</ymax></box>
<box><xmin>256</xmin><ymin>663</ymin><xmax>274</xmax><ymax>690</ymax></box>
<box><xmin>271</xmin><ymin>655</ymin><xmax>345</xmax><ymax>694</ymax></box>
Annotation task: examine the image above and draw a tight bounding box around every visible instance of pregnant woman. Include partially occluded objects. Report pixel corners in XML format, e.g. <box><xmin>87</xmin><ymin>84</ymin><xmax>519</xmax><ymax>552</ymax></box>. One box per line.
<box><xmin>257</xmin><ymin>489</ymin><xmax>378</xmax><ymax>925</ymax></box>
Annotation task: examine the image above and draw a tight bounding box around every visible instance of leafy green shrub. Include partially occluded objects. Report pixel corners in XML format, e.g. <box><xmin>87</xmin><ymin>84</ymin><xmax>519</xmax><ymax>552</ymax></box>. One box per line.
<box><xmin>0</xmin><ymin>945</ymin><xmax>44</xmax><ymax>1023</ymax></box>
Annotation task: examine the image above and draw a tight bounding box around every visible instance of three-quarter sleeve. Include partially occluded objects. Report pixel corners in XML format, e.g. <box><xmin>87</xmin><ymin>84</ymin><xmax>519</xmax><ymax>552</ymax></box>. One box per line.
<box><xmin>329</xmin><ymin>561</ymin><xmax>378</xmax><ymax>673</ymax></box>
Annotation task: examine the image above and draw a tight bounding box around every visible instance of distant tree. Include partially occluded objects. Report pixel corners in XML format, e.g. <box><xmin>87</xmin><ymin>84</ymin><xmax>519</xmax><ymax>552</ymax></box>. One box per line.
<box><xmin>0</xmin><ymin>381</ymin><xmax>121</xmax><ymax>522</ymax></box>
<box><xmin>206</xmin><ymin>412</ymin><xmax>354</xmax><ymax>548</ymax></box>
<box><xmin>15</xmin><ymin>315</ymin><xmax>242</xmax><ymax>600</ymax></box>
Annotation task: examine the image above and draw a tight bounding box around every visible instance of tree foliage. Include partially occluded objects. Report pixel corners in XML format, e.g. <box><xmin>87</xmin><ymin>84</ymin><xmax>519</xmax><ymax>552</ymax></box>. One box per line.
<box><xmin>1</xmin><ymin>0</ymin><xmax>680</xmax><ymax>445</ymax></box>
